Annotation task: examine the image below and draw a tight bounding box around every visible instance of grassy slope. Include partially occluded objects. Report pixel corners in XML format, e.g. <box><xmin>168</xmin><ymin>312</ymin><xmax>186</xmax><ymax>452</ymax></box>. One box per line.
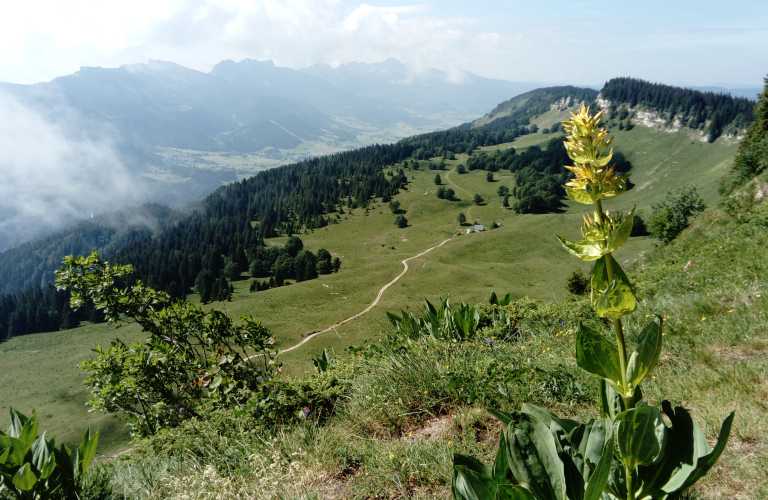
<box><xmin>0</xmin><ymin>124</ymin><xmax>739</xmax><ymax>455</ymax></box>
<box><xmin>0</xmin><ymin>322</ymin><xmax>143</xmax><ymax>453</ymax></box>
<box><xmin>108</xmin><ymin>207</ymin><xmax>768</xmax><ymax>500</ymax></box>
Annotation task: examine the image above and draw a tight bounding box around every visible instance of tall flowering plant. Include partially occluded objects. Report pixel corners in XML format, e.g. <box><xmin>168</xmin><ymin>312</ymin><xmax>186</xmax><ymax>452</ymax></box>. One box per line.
<box><xmin>452</xmin><ymin>106</ymin><xmax>734</xmax><ymax>500</ymax></box>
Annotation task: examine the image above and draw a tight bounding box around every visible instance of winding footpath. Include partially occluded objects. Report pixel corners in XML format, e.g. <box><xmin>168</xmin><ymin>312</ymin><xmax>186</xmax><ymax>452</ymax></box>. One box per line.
<box><xmin>270</xmin><ymin>236</ymin><xmax>454</xmax><ymax>355</ymax></box>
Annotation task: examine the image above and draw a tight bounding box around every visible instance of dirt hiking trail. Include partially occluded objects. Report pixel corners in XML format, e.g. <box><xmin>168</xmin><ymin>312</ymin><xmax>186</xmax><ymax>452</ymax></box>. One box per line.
<box><xmin>273</xmin><ymin>236</ymin><xmax>454</xmax><ymax>355</ymax></box>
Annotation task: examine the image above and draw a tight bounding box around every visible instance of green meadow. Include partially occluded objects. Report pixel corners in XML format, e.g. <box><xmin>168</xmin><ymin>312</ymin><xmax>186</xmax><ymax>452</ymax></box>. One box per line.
<box><xmin>0</xmin><ymin>124</ymin><xmax>739</xmax><ymax>454</ymax></box>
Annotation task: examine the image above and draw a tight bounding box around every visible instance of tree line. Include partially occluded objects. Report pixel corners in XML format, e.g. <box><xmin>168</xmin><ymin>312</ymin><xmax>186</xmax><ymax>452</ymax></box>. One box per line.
<box><xmin>0</xmin><ymin>203</ymin><xmax>178</xmax><ymax>295</ymax></box>
<box><xmin>600</xmin><ymin>77</ymin><xmax>755</xmax><ymax>142</ymax></box>
<box><xmin>0</xmin><ymin>284</ymin><xmax>105</xmax><ymax>341</ymax></box>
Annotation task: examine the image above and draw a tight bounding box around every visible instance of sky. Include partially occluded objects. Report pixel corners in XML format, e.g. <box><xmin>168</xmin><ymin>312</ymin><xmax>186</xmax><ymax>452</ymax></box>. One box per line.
<box><xmin>1</xmin><ymin>0</ymin><xmax>767</xmax><ymax>87</ymax></box>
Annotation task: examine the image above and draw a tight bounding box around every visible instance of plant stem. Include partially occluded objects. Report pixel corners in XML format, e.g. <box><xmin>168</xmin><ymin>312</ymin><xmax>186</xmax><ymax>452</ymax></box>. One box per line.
<box><xmin>604</xmin><ymin>253</ymin><xmax>631</xmax><ymax>400</ymax></box>
<box><xmin>595</xmin><ymin>199</ymin><xmax>633</xmax><ymax>408</ymax></box>
<box><xmin>595</xmin><ymin>199</ymin><xmax>605</xmax><ymax>222</ymax></box>
<box><xmin>626</xmin><ymin>465</ymin><xmax>636</xmax><ymax>500</ymax></box>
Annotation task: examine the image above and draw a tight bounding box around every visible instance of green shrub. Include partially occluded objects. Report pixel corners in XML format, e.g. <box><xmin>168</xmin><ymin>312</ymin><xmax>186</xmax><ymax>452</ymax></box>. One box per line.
<box><xmin>565</xmin><ymin>268</ymin><xmax>590</xmax><ymax>295</ymax></box>
<box><xmin>648</xmin><ymin>185</ymin><xmax>706</xmax><ymax>243</ymax></box>
<box><xmin>55</xmin><ymin>252</ymin><xmax>278</xmax><ymax>437</ymax></box>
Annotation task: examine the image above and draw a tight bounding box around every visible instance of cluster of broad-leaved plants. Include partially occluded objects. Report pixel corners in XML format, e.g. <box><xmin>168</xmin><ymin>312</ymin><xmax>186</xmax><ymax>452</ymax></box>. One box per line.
<box><xmin>452</xmin><ymin>106</ymin><xmax>734</xmax><ymax>500</ymax></box>
<box><xmin>0</xmin><ymin>408</ymin><xmax>98</xmax><ymax>500</ymax></box>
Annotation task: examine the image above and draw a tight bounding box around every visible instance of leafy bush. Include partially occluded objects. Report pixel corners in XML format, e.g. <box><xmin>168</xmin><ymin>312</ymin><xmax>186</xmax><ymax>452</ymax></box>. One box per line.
<box><xmin>55</xmin><ymin>252</ymin><xmax>277</xmax><ymax>437</ymax></box>
<box><xmin>565</xmin><ymin>268</ymin><xmax>590</xmax><ymax>295</ymax></box>
<box><xmin>394</xmin><ymin>215</ymin><xmax>408</xmax><ymax>228</ymax></box>
<box><xmin>648</xmin><ymin>185</ymin><xmax>705</xmax><ymax>243</ymax></box>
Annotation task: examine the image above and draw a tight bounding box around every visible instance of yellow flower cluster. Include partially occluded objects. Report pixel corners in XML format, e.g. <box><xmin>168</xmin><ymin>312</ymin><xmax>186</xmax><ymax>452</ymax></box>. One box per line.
<box><xmin>562</xmin><ymin>105</ymin><xmax>629</xmax><ymax>204</ymax></box>
<box><xmin>580</xmin><ymin>210</ymin><xmax>625</xmax><ymax>242</ymax></box>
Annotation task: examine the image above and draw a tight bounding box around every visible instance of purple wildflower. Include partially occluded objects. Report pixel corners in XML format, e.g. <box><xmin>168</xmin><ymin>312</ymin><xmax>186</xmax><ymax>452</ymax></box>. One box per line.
<box><xmin>302</xmin><ymin>408</ymin><xmax>311</xmax><ymax>416</ymax></box>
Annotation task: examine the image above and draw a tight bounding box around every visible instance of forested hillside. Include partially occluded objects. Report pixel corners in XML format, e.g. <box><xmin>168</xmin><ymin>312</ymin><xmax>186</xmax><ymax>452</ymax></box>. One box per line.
<box><xmin>600</xmin><ymin>77</ymin><xmax>755</xmax><ymax>141</ymax></box>
<box><xmin>0</xmin><ymin>81</ymin><xmax>741</xmax><ymax>341</ymax></box>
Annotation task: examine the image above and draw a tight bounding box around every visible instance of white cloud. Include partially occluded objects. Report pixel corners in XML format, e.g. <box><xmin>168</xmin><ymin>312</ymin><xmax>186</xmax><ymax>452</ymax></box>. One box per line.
<box><xmin>0</xmin><ymin>91</ymin><xmax>142</xmax><ymax>249</ymax></box>
<box><xmin>0</xmin><ymin>0</ymin><xmax>765</xmax><ymax>87</ymax></box>
<box><xmin>0</xmin><ymin>0</ymin><xmax>522</xmax><ymax>83</ymax></box>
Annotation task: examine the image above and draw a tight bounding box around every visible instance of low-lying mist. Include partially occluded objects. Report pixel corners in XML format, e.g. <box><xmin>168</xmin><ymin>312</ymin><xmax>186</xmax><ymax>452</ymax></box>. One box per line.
<box><xmin>0</xmin><ymin>91</ymin><xmax>144</xmax><ymax>252</ymax></box>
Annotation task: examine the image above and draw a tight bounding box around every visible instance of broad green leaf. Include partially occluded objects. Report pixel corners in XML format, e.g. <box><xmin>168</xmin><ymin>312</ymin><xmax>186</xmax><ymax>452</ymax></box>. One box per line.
<box><xmin>584</xmin><ymin>435</ymin><xmax>614</xmax><ymax>500</ymax></box>
<box><xmin>565</xmin><ymin>186</ymin><xmax>596</xmax><ymax>205</ymax></box>
<box><xmin>590</xmin><ymin>257</ymin><xmax>633</xmax><ymax>311</ymax></box>
<box><xmin>614</xmin><ymin>405</ymin><xmax>667</xmax><ymax>469</ymax></box>
<box><xmin>488</xmin><ymin>409</ymin><xmax>514</xmax><ymax>429</ymax></box>
<box><xmin>0</xmin><ymin>446</ymin><xmax>9</xmax><ymax>464</ymax></box>
<box><xmin>30</xmin><ymin>434</ymin><xmax>51</xmax><ymax>472</ymax></box>
<box><xmin>519</xmin><ymin>404</ymin><xmax>575</xmax><ymax>430</ymax></box>
<box><xmin>4</xmin><ymin>437</ymin><xmax>31</xmax><ymax>467</ymax></box>
<box><xmin>593</xmin><ymin>150</ymin><xmax>614</xmax><ymax>168</ymax></box>
<box><xmin>493</xmin><ymin>431</ymin><xmax>516</xmax><ymax>485</ymax></box>
<box><xmin>571</xmin><ymin>419</ymin><xmax>613</xmax><ymax>475</ymax></box>
<box><xmin>209</xmin><ymin>375</ymin><xmax>223</xmax><ymax>389</ymax></box>
<box><xmin>635</xmin><ymin>402</ymin><xmax>696</xmax><ymax>498</ymax></box>
<box><xmin>506</xmin><ymin>412</ymin><xmax>567</xmax><ymax>500</ymax></box>
<box><xmin>454</xmin><ymin>454</ymin><xmax>493</xmax><ymax>479</ymax></box>
<box><xmin>606</xmin><ymin>459</ymin><xmax>626</xmax><ymax>499</ymax></box>
<box><xmin>674</xmin><ymin>410</ymin><xmax>734</xmax><ymax>494</ymax></box>
<box><xmin>454</xmin><ymin>466</ymin><xmax>497</xmax><ymax>500</ymax></box>
<box><xmin>520</xmin><ymin>404</ymin><xmax>556</xmax><ymax>426</ymax></box>
<box><xmin>79</xmin><ymin>430</ymin><xmax>98</xmax><ymax>474</ymax></box>
<box><xmin>520</xmin><ymin>404</ymin><xmax>578</xmax><ymax>453</ymax></box>
<box><xmin>606</xmin><ymin>206</ymin><xmax>635</xmax><ymax>253</ymax></box>
<box><xmin>8</xmin><ymin>408</ymin><xmax>29</xmax><ymax>439</ymax></box>
<box><xmin>556</xmin><ymin>235</ymin><xmax>604</xmax><ymax>262</ymax></box>
<box><xmin>12</xmin><ymin>463</ymin><xmax>37</xmax><ymax>491</ymax></box>
<box><xmin>596</xmin><ymin>278</ymin><xmax>636</xmax><ymax>319</ymax></box>
<box><xmin>575</xmin><ymin>326</ymin><xmax>622</xmax><ymax>392</ymax></box>
<box><xmin>496</xmin><ymin>484</ymin><xmax>537</xmax><ymax>500</ymax></box>
<box><xmin>40</xmin><ymin>454</ymin><xmax>57</xmax><ymax>480</ymax></box>
<box><xmin>626</xmin><ymin>317</ymin><xmax>663</xmax><ymax>391</ymax></box>
<box><xmin>17</xmin><ymin>412</ymin><xmax>39</xmax><ymax>447</ymax></box>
